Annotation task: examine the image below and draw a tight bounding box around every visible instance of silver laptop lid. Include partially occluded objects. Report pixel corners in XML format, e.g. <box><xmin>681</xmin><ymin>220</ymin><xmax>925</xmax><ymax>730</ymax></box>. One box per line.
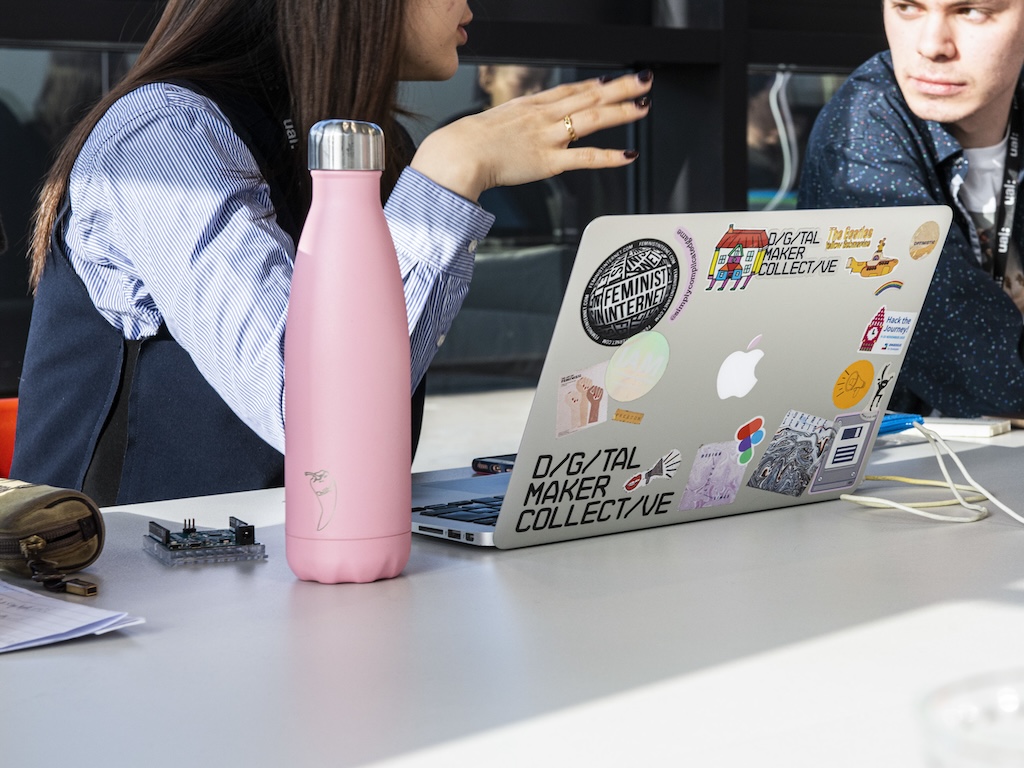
<box><xmin>493</xmin><ymin>205</ymin><xmax>951</xmax><ymax>548</ymax></box>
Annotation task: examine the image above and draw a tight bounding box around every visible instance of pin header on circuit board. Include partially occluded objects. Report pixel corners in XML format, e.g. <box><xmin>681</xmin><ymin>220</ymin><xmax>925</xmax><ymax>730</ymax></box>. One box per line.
<box><xmin>143</xmin><ymin>517</ymin><xmax>267</xmax><ymax>566</ymax></box>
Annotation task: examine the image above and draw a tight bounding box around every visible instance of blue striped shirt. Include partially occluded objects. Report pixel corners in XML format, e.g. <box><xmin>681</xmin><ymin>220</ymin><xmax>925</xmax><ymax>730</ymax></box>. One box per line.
<box><xmin>64</xmin><ymin>82</ymin><xmax>494</xmax><ymax>453</ymax></box>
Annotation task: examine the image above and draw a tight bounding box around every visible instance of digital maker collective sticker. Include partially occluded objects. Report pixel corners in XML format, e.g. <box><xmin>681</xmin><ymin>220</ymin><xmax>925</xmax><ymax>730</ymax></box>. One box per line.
<box><xmin>581</xmin><ymin>238</ymin><xmax>680</xmax><ymax>346</ymax></box>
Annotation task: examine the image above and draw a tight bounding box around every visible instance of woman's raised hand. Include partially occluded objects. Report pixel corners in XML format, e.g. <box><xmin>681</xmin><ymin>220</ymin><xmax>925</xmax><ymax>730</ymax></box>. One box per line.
<box><xmin>410</xmin><ymin>70</ymin><xmax>653</xmax><ymax>203</ymax></box>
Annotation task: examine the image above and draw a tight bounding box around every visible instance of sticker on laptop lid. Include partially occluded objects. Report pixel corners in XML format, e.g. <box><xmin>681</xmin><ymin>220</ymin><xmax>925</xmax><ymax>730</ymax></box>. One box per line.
<box><xmin>735</xmin><ymin>416</ymin><xmax>766</xmax><ymax>465</ymax></box>
<box><xmin>678</xmin><ymin>441</ymin><xmax>747</xmax><ymax>510</ymax></box>
<box><xmin>623</xmin><ymin>449</ymin><xmax>682</xmax><ymax>492</ymax></box>
<box><xmin>556</xmin><ymin>362</ymin><xmax>609</xmax><ymax>437</ymax></box>
<box><xmin>706</xmin><ymin>225</ymin><xmax>767</xmax><ymax>291</ymax></box>
<box><xmin>808</xmin><ymin>412</ymin><xmax>875</xmax><ymax>494</ymax></box>
<box><xmin>863</xmin><ymin>363</ymin><xmax>895</xmax><ymax>417</ymax></box>
<box><xmin>859</xmin><ymin>307</ymin><xmax>917</xmax><ymax>355</ymax></box>
<box><xmin>613</xmin><ymin>408</ymin><xmax>645</xmax><ymax>425</ymax></box>
<box><xmin>874</xmin><ymin>280</ymin><xmax>903</xmax><ymax>296</ymax></box>
<box><xmin>581</xmin><ymin>239</ymin><xmax>679</xmax><ymax>345</ymax></box>
<box><xmin>605</xmin><ymin>331</ymin><xmax>670</xmax><ymax>402</ymax></box>
<box><xmin>757</xmin><ymin>227</ymin><xmax>837</xmax><ymax>279</ymax></box>
<box><xmin>669</xmin><ymin>226</ymin><xmax>700</xmax><ymax>320</ymax></box>
<box><xmin>845</xmin><ymin>237</ymin><xmax>899</xmax><ymax>278</ymax></box>
<box><xmin>833</xmin><ymin>360</ymin><xmax>874</xmax><ymax>410</ymax></box>
<box><xmin>746</xmin><ymin>409</ymin><xmax>835</xmax><ymax>498</ymax></box>
<box><xmin>909</xmin><ymin>220</ymin><xmax>941</xmax><ymax>259</ymax></box>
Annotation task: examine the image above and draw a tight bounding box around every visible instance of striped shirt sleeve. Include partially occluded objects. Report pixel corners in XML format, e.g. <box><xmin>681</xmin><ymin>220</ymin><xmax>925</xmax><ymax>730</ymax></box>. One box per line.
<box><xmin>65</xmin><ymin>83</ymin><xmax>493</xmax><ymax>454</ymax></box>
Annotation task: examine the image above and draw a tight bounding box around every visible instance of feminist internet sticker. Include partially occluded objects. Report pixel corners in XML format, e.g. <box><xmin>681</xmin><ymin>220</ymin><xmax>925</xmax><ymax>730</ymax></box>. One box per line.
<box><xmin>604</xmin><ymin>331</ymin><xmax>670</xmax><ymax>402</ymax></box>
<box><xmin>581</xmin><ymin>239</ymin><xmax>679</xmax><ymax>346</ymax></box>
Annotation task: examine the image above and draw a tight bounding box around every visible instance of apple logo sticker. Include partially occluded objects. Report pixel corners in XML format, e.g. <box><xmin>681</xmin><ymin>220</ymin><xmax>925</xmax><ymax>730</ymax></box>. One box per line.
<box><xmin>716</xmin><ymin>335</ymin><xmax>764</xmax><ymax>399</ymax></box>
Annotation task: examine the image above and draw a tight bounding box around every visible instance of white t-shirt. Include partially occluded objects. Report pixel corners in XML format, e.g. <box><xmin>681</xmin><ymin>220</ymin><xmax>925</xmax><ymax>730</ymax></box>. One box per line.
<box><xmin>961</xmin><ymin>133</ymin><xmax>1024</xmax><ymax>313</ymax></box>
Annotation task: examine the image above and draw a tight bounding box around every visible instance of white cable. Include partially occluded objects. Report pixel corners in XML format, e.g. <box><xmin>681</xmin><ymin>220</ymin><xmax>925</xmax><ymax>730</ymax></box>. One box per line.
<box><xmin>840</xmin><ymin>422</ymin><xmax>1022</xmax><ymax>524</ymax></box>
<box><xmin>764</xmin><ymin>70</ymin><xmax>798</xmax><ymax>211</ymax></box>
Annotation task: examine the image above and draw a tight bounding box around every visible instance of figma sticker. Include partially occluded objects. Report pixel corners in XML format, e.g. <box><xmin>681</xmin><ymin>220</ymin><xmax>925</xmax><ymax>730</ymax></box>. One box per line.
<box><xmin>581</xmin><ymin>239</ymin><xmax>679</xmax><ymax>345</ymax></box>
<box><xmin>746</xmin><ymin>410</ymin><xmax>835</xmax><ymax>498</ymax></box>
<box><xmin>556</xmin><ymin>362</ymin><xmax>609</xmax><ymax>437</ymax></box>
<box><xmin>735</xmin><ymin>416</ymin><xmax>766</xmax><ymax>465</ymax></box>
<box><xmin>624</xmin><ymin>449</ymin><xmax>682</xmax><ymax>492</ymax></box>
<box><xmin>678</xmin><ymin>441</ymin><xmax>747</xmax><ymax>510</ymax></box>
<box><xmin>605</xmin><ymin>331</ymin><xmax>670</xmax><ymax>402</ymax></box>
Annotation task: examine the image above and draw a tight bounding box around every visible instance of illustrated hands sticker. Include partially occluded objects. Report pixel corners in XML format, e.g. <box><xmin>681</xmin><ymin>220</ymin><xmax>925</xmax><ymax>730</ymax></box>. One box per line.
<box><xmin>305</xmin><ymin>470</ymin><xmax>337</xmax><ymax>531</ymax></box>
<box><xmin>624</xmin><ymin>449</ymin><xmax>682</xmax><ymax>492</ymax></box>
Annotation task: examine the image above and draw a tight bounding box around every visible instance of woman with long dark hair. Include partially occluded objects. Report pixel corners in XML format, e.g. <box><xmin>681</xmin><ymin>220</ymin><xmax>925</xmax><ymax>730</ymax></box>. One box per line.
<box><xmin>12</xmin><ymin>0</ymin><xmax>652</xmax><ymax>504</ymax></box>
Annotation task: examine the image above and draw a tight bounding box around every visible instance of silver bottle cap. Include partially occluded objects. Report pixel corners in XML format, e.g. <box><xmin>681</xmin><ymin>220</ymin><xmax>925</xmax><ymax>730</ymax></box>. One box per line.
<box><xmin>307</xmin><ymin>120</ymin><xmax>385</xmax><ymax>171</ymax></box>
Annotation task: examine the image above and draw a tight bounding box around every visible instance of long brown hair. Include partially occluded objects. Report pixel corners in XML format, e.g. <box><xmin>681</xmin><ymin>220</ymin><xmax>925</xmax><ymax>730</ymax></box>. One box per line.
<box><xmin>28</xmin><ymin>0</ymin><xmax>408</xmax><ymax>288</ymax></box>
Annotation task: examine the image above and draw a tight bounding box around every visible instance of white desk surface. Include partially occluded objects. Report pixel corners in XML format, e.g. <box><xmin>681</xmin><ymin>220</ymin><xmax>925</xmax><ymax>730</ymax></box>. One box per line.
<box><xmin>4</xmin><ymin>435</ymin><xmax>1024</xmax><ymax>767</ymax></box>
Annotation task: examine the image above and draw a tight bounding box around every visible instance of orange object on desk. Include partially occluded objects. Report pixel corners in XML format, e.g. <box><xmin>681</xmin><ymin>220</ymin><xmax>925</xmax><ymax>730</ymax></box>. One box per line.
<box><xmin>0</xmin><ymin>398</ymin><xmax>16</xmax><ymax>478</ymax></box>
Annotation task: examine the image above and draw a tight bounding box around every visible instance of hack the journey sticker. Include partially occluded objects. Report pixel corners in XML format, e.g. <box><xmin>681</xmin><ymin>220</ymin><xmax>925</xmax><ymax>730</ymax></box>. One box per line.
<box><xmin>581</xmin><ymin>239</ymin><xmax>680</xmax><ymax>346</ymax></box>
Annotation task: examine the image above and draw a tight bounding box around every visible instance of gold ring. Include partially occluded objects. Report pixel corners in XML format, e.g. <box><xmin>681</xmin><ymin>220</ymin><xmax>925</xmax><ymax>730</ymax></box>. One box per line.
<box><xmin>563</xmin><ymin>114</ymin><xmax>578</xmax><ymax>143</ymax></box>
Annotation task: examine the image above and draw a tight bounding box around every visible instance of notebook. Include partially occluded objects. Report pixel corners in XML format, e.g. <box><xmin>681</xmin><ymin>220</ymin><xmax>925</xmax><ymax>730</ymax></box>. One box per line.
<box><xmin>412</xmin><ymin>205</ymin><xmax>952</xmax><ymax>548</ymax></box>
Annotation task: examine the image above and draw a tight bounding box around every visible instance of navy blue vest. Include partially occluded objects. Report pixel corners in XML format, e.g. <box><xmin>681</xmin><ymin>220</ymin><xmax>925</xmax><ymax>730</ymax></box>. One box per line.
<box><xmin>12</xmin><ymin>83</ymin><xmax>425</xmax><ymax>505</ymax></box>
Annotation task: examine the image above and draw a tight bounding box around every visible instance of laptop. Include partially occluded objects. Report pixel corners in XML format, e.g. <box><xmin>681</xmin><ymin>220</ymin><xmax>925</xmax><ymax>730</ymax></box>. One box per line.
<box><xmin>412</xmin><ymin>205</ymin><xmax>952</xmax><ymax>548</ymax></box>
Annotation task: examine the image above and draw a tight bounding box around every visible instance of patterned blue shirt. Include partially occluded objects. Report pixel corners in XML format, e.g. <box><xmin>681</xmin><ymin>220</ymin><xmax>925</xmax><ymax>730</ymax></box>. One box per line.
<box><xmin>799</xmin><ymin>52</ymin><xmax>1024</xmax><ymax>416</ymax></box>
<box><xmin>65</xmin><ymin>83</ymin><xmax>494</xmax><ymax>452</ymax></box>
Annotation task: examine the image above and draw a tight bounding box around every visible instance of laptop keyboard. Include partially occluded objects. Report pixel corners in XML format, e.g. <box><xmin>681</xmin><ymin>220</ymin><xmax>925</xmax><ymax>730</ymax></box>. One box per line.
<box><xmin>412</xmin><ymin>496</ymin><xmax>505</xmax><ymax>527</ymax></box>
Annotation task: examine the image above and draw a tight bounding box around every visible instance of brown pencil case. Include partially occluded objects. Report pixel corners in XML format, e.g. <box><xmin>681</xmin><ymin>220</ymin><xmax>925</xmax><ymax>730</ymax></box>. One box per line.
<box><xmin>0</xmin><ymin>479</ymin><xmax>105</xmax><ymax>593</ymax></box>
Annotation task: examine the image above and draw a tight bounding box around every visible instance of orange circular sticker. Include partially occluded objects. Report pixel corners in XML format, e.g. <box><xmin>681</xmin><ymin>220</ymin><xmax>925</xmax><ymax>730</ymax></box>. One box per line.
<box><xmin>909</xmin><ymin>221</ymin><xmax>941</xmax><ymax>260</ymax></box>
<box><xmin>833</xmin><ymin>360</ymin><xmax>875</xmax><ymax>410</ymax></box>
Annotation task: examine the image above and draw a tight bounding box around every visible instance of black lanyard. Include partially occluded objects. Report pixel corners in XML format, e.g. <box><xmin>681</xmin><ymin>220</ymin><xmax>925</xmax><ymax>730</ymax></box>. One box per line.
<box><xmin>982</xmin><ymin>97</ymin><xmax>1022</xmax><ymax>284</ymax></box>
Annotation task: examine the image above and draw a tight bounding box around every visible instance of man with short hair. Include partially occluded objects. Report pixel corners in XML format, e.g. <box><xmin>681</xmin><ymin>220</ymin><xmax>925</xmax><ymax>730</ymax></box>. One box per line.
<box><xmin>800</xmin><ymin>0</ymin><xmax>1024</xmax><ymax>416</ymax></box>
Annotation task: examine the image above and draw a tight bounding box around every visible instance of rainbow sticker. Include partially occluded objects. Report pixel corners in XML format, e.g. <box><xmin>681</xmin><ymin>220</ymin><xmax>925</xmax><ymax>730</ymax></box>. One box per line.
<box><xmin>874</xmin><ymin>280</ymin><xmax>903</xmax><ymax>295</ymax></box>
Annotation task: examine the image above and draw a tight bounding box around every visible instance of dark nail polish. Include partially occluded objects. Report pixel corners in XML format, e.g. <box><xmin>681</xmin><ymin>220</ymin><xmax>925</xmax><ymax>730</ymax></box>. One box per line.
<box><xmin>624</xmin><ymin>150</ymin><xmax>639</xmax><ymax>160</ymax></box>
<box><xmin>634</xmin><ymin>96</ymin><xmax>651</xmax><ymax>109</ymax></box>
<box><xmin>637</xmin><ymin>69</ymin><xmax>653</xmax><ymax>83</ymax></box>
<box><xmin>599</xmin><ymin>74</ymin><xmax>615</xmax><ymax>84</ymax></box>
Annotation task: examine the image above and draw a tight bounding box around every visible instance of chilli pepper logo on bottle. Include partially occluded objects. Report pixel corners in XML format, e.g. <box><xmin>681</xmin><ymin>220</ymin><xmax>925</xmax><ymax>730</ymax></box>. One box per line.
<box><xmin>305</xmin><ymin>470</ymin><xmax>337</xmax><ymax>531</ymax></box>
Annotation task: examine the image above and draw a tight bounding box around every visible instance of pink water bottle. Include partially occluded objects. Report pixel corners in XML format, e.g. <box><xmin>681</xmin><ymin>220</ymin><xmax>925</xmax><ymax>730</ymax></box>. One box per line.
<box><xmin>285</xmin><ymin>120</ymin><xmax>411</xmax><ymax>583</ymax></box>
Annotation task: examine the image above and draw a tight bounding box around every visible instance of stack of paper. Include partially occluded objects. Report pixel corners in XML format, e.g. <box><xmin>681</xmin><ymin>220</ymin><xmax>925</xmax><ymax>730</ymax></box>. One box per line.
<box><xmin>0</xmin><ymin>580</ymin><xmax>144</xmax><ymax>653</ymax></box>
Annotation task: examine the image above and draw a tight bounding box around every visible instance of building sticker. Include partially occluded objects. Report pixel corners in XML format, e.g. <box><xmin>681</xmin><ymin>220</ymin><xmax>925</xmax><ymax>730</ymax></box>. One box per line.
<box><xmin>706</xmin><ymin>225</ymin><xmax>767</xmax><ymax>291</ymax></box>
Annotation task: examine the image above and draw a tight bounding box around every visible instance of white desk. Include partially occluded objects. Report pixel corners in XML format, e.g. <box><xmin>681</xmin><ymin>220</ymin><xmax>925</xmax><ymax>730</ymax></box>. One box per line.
<box><xmin>3</xmin><ymin>438</ymin><xmax>1024</xmax><ymax>767</ymax></box>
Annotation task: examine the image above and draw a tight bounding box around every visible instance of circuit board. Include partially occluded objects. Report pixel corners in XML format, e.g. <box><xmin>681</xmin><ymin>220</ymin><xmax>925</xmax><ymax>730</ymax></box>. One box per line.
<box><xmin>143</xmin><ymin>516</ymin><xmax>267</xmax><ymax>566</ymax></box>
